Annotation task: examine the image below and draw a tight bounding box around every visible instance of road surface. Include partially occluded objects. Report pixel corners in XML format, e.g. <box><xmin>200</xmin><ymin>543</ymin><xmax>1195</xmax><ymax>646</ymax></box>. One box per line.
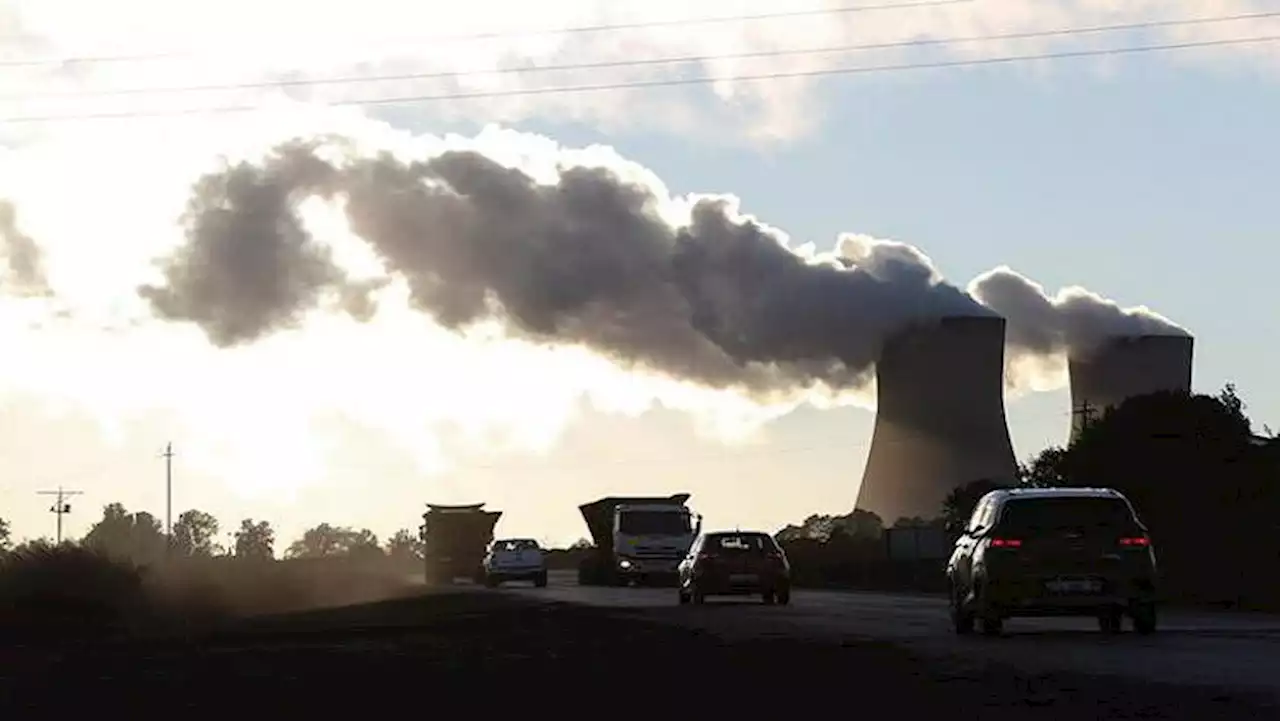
<box><xmin>504</xmin><ymin>571</ymin><xmax>1280</xmax><ymax>699</ymax></box>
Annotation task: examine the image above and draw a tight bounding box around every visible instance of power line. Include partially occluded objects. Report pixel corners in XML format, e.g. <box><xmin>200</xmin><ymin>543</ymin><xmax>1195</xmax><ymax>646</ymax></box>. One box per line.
<box><xmin>1073</xmin><ymin>400</ymin><xmax>1098</xmax><ymax>432</ymax></box>
<box><xmin>0</xmin><ymin>0</ymin><xmax>973</xmax><ymax>68</ymax></box>
<box><xmin>3</xmin><ymin>33</ymin><xmax>1275</xmax><ymax>125</ymax></box>
<box><xmin>13</xmin><ymin>11</ymin><xmax>1278</xmax><ymax>102</ymax></box>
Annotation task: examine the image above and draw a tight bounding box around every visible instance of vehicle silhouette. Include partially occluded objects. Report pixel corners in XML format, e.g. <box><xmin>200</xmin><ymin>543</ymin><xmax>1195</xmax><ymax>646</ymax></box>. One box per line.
<box><xmin>677</xmin><ymin>531</ymin><xmax>791</xmax><ymax>605</ymax></box>
<box><xmin>945</xmin><ymin>487</ymin><xmax>1158</xmax><ymax>636</ymax></box>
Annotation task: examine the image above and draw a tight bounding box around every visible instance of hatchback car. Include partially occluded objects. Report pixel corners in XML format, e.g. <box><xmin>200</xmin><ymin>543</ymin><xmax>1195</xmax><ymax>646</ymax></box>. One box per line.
<box><xmin>677</xmin><ymin>531</ymin><xmax>791</xmax><ymax>605</ymax></box>
<box><xmin>945</xmin><ymin>487</ymin><xmax>1158</xmax><ymax>636</ymax></box>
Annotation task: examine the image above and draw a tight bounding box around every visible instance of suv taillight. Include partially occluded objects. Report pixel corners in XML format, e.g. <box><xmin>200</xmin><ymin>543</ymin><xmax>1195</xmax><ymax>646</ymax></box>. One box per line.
<box><xmin>989</xmin><ymin>538</ymin><xmax>1022</xmax><ymax>548</ymax></box>
<box><xmin>1119</xmin><ymin>536</ymin><xmax>1150</xmax><ymax>547</ymax></box>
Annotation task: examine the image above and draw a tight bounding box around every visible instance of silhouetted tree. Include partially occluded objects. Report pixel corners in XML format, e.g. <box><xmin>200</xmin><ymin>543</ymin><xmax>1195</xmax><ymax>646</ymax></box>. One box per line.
<box><xmin>285</xmin><ymin>524</ymin><xmax>382</xmax><ymax>559</ymax></box>
<box><xmin>9</xmin><ymin>537</ymin><xmax>56</xmax><ymax>554</ymax></box>
<box><xmin>0</xmin><ymin>516</ymin><xmax>10</xmax><ymax>553</ymax></box>
<box><xmin>1018</xmin><ymin>447</ymin><xmax>1068</xmax><ymax>487</ymax></box>
<box><xmin>776</xmin><ymin>509</ymin><xmax>884</xmax><ymax>543</ymax></box>
<box><xmin>81</xmin><ymin>503</ymin><xmax>165</xmax><ymax>565</ymax></box>
<box><xmin>346</xmin><ymin>529</ymin><xmax>384</xmax><ymax>561</ymax></box>
<box><xmin>171</xmin><ymin>509</ymin><xmax>220</xmax><ymax>557</ymax></box>
<box><xmin>939</xmin><ymin>478</ymin><xmax>1015</xmax><ymax>531</ymax></box>
<box><xmin>234</xmin><ymin>519</ymin><xmax>275</xmax><ymax>560</ymax></box>
<box><xmin>385</xmin><ymin>529</ymin><xmax>424</xmax><ymax>565</ymax></box>
<box><xmin>1216</xmin><ymin>383</ymin><xmax>1249</xmax><ymax>428</ymax></box>
<box><xmin>568</xmin><ymin>538</ymin><xmax>593</xmax><ymax>550</ymax></box>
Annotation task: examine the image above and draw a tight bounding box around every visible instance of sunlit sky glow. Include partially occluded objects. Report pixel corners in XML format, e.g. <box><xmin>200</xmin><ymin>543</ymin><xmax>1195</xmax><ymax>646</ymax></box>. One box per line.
<box><xmin>1</xmin><ymin>0</ymin><xmax>1277</xmax><ymax>548</ymax></box>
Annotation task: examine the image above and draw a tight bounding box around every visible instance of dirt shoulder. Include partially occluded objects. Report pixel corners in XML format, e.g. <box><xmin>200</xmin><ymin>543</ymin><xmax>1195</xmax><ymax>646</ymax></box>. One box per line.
<box><xmin>1</xmin><ymin>591</ymin><xmax>1274</xmax><ymax>717</ymax></box>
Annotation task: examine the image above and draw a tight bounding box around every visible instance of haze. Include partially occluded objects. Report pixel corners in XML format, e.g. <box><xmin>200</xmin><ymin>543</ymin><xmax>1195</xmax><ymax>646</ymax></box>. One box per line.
<box><xmin>0</xmin><ymin>0</ymin><xmax>1275</xmax><ymax>548</ymax></box>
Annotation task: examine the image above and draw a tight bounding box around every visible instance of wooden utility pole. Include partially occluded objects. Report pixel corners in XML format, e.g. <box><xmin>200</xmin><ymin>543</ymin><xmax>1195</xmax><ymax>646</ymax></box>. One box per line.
<box><xmin>1073</xmin><ymin>400</ymin><xmax>1097</xmax><ymax>433</ymax></box>
<box><xmin>37</xmin><ymin>487</ymin><xmax>84</xmax><ymax>544</ymax></box>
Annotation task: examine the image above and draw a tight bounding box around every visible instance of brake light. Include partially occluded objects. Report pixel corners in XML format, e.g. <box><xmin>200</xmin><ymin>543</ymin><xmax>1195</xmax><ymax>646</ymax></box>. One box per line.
<box><xmin>989</xmin><ymin>538</ymin><xmax>1022</xmax><ymax>548</ymax></box>
<box><xmin>1119</xmin><ymin>536</ymin><xmax>1150</xmax><ymax>547</ymax></box>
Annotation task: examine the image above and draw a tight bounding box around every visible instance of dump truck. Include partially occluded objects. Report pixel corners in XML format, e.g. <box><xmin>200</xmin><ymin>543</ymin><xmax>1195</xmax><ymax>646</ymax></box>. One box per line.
<box><xmin>420</xmin><ymin>503</ymin><xmax>502</xmax><ymax>585</ymax></box>
<box><xmin>577</xmin><ymin>493</ymin><xmax>701</xmax><ymax>587</ymax></box>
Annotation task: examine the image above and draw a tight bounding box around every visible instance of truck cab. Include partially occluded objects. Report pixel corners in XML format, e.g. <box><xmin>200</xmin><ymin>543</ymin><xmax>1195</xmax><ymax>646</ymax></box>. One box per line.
<box><xmin>577</xmin><ymin>493</ymin><xmax>701</xmax><ymax>586</ymax></box>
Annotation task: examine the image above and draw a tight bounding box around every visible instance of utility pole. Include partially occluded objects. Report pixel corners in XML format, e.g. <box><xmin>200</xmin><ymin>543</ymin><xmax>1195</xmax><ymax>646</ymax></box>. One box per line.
<box><xmin>37</xmin><ymin>487</ymin><xmax>83</xmax><ymax>544</ymax></box>
<box><xmin>1073</xmin><ymin>400</ymin><xmax>1097</xmax><ymax>433</ymax></box>
<box><xmin>161</xmin><ymin>442</ymin><xmax>174</xmax><ymax>554</ymax></box>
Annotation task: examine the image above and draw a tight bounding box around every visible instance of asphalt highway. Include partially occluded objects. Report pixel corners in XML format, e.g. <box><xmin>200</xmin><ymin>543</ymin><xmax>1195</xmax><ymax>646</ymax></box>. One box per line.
<box><xmin>503</xmin><ymin>570</ymin><xmax>1280</xmax><ymax>700</ymax></box>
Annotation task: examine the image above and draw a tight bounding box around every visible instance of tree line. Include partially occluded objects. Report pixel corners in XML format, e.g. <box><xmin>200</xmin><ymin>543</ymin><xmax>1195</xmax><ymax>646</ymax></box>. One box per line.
<box><xmin>0</xmin><ymin>506</ymin><xmax>426</xmax><ymax>568</ymax></box>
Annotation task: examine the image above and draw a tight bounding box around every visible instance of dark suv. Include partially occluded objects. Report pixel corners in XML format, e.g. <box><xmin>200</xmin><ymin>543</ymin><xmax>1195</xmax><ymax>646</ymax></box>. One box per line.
<box><xmin>945</xmin><ymin>487</ymin><xmax>1158</xmax><ymax>636</ymax></box>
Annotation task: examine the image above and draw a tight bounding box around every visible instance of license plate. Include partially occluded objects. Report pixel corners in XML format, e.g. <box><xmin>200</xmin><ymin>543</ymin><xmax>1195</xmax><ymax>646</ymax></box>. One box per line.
<box><xmin>1045</xmin><ymin>578</ymin><xmax>1100</xmax><ymax>594</ymax></box>
<box><xmin>729</xmin><ymin>573</ymin><xmax>759</xmax><ymax>584</ymax></box>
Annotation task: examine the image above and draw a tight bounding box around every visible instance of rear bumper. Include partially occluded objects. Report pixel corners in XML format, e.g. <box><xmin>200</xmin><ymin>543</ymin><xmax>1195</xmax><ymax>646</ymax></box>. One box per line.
<box><xmin>693</xmin><ymin>571</ymin><xmax>789</xmax><ymax>596</ymax></box>
<box><xmin>487</xmin><ymin>566</ymin><xmax>545</xmax><ymax>579</ymax></box>
<box><xmin>984</xmin><ymin>575</ymin><xmax>1156</xmax><ymax>615</ymax></box>
<box><xmin>617</xmin><ymin>558</ymin><xmax>681</xmax><ymax>576</ymax></box>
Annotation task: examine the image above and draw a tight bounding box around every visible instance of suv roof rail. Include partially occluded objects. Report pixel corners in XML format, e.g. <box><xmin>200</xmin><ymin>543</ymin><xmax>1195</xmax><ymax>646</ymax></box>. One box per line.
<box><xmin>1003</xmin><ymin>486</ymin><xmax>1123</xmax><ymax>496</ymax></box>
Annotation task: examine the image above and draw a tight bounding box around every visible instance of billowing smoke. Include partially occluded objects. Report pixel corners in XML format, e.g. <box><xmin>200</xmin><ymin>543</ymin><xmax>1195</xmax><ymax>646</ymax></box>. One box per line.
<box><xmin>968</xmin><ymin>265</ymin><xmax>1188</xmax><ymax>388</ymax></box>
<box><xmin>139</xmin><ymin>135</ymin><xmax>993</xmax><ymax>400</ymax></box>
<box><xmin>0</xmin><ymin>200</ymin><xmax>52</xmax><ymax>298</ymax></box>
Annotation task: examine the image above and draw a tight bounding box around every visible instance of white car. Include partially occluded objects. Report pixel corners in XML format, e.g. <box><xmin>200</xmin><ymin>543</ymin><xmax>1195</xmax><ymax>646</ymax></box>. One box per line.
<box><xmin>483</xmin><ymin>538</ymin><xmax>549</xmax><ymax>588</ymax></box>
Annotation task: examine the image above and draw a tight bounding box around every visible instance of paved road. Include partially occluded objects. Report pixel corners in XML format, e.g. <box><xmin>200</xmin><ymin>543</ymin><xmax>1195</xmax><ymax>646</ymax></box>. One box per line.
<box><xmin>502</xmin><ymin>571</ymin><xmax>1280</xmax><ymax>699</ymax></box>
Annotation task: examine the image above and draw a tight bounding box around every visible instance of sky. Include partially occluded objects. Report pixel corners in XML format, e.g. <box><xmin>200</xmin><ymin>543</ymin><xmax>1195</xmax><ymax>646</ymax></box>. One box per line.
<box><xmin>0</xmin><ymin>0</ymin><xmax>1277</xmax><ymax>550</ymax></box>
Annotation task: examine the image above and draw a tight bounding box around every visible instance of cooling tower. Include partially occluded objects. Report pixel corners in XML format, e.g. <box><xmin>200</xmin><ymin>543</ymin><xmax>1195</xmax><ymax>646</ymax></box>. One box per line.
<box><xmin>855</xmin><ymin>315</ymin><xmax>1018</xmax><ymax>525</ymax></box>
<box><xmin>1068</xmin><ymin>334</ymin><xmax>1194</xmax><ymax>443</ymax></box>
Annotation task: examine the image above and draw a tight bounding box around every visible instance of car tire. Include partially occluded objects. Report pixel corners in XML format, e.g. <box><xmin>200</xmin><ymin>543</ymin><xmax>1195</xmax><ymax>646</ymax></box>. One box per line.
<box><xmin>1132</xmin><ymin>602</ymin><xmax>1158</xmax><ymax>635</ymax></box>
<box><xmin>1098</xmin><ymin>608</ymin><xmax>1123</xmax><ymax>634</ymax></box>
<box><xmin>762</xmin><ymin>590</ymin><xmax>776</xmax><ymax>605</ymax></box>
<box><xmin>692</xmin><ymin>586</ymin><xmax>706</xmax><ymax>605</ymax></box>
<box><xmin>980</xmin><ymin>614</ymin><xmax>1004</xmax><ymax>636</ymax></box>
<box><xmin>678</xmin><ymin>587</ymin><xmax>690</xmax><ymax>605</ymax></box>
<box><xmin>776</xmin><ymin>588</ymin><xmax>791</xmax><ymax>606</ymax></box>
<box><xmin>534</xmin><ymin>572</ymin><xmax>548</xmax><ymax>588</ymax></box>
<box><xmin>974</xmin><ymin>582</ymin><xmax>1003</xmax><ymax>636</ymax></box>
<box><xmin>951</xmin><ymin>585</ymin><xmax>975</xmax><ymax>635</ymax></box>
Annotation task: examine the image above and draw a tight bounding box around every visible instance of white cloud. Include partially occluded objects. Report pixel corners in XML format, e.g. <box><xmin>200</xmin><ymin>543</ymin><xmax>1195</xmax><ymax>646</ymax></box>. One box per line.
<box><xmin>1</xmin><ymin>0</ymin><xmax>1278</xmax><ymax>144</ymax></box>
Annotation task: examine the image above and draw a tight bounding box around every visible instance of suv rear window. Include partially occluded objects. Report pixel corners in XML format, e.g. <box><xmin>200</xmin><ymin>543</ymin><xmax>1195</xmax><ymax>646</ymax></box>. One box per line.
<box><xmin>998</xmin><ymin>497</ymin><xmax>1136</xmax><ymax>532</ymax></box>
<box><xmin>705</xmin><ymin>534</ymin><xmax>776</xmax><ymax>553</ymax></box>
<box><xmin>493</xmin><ymin>539</ymin><xmax>539</xmax><ymax>552</ymax></box>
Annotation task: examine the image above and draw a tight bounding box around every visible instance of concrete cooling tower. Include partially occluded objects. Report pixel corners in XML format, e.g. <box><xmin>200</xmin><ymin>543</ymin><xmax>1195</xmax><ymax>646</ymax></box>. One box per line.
<box><xmin>1068</xmin><ymin>334</ymin><xmax>1194</xmax><ymax>443</ymax></box>
<box><xmin>855</xmin><ymin>315</ymin><xmax>1019</xmax><ymax>525</ymax></box>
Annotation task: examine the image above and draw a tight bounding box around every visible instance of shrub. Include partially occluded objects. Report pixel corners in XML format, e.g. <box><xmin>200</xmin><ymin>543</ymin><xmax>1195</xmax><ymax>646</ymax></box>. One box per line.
<box><xmin>0</xmin><ymin>544</ymin><xmax>148</xmax><ymax>641</ymax></box>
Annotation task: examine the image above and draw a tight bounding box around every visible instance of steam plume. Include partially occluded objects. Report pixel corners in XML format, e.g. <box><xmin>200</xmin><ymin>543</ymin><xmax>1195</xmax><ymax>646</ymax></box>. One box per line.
<box><xmin>0</xmin><ymin>200</ymin><xmax>52</xmax><ymax>298</ymax></box>
<box><xmin>967</xmin><ymin>265</ymin><xmax>1188</xmax><ymax>385</ymax></box>
<box><xmin>139</xmin><ymin>136</ymin><xmax>993</xmax><ymax>399</ymax></box>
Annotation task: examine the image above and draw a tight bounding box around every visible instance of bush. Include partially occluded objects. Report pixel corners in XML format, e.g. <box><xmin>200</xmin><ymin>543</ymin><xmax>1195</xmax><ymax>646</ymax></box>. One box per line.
<box><xmin>0</xmin><ymin>544</ymin><xmax>149</xmax><ymax>640</ymax></box>
<box><xmin>0</xmin><ymin>546</ymin><xmax>431</xmax><ymax>644</ymax></box>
